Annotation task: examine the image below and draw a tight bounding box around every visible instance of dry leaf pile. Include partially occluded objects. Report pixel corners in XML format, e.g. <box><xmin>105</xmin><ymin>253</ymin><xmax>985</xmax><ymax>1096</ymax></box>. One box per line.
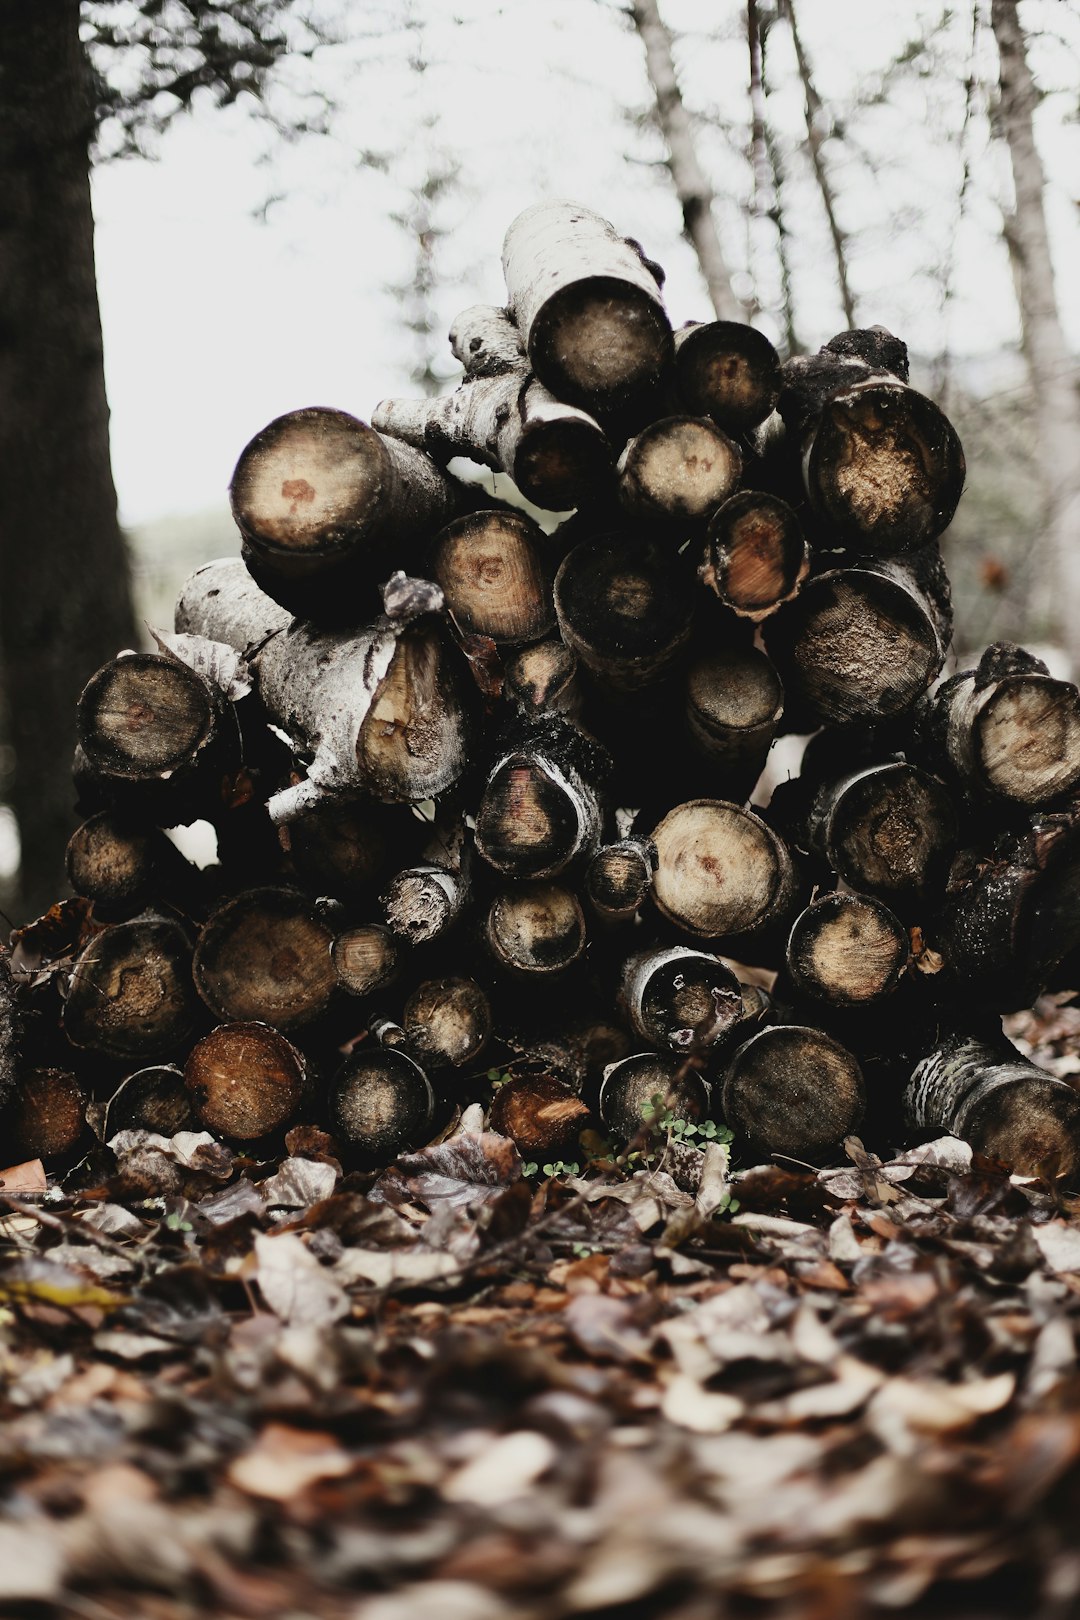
<box><xmin>5</xmin><ymin>1026</ymin><xmax>1080</xmax><ymax>1620</ymax></box>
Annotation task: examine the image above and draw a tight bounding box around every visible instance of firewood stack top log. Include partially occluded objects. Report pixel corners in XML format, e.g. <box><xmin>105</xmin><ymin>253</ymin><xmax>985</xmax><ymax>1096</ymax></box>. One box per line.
<box><xmin>8</xmin><ymin>199</ymin><xmax>1080</xmax><ymax>1192</ymax></box>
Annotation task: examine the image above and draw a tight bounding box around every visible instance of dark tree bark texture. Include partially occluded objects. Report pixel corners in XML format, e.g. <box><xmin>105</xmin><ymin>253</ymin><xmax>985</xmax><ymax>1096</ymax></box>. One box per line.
<box><xmin>0</xmin><ymin>2</ymin><xmax>138</xmax><ymax>922</ymax></box>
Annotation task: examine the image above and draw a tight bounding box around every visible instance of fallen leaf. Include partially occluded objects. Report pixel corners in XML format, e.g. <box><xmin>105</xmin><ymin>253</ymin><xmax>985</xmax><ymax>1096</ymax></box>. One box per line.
<box><xmin>227</xmin><ymin>1422</ymin><xmax>352</xmax><ymax>1500</ymax></box>
<box><xmin>253</xmin><ymin>1231</ymin><xmax>349</xmax><ymax>1324</ymax></box>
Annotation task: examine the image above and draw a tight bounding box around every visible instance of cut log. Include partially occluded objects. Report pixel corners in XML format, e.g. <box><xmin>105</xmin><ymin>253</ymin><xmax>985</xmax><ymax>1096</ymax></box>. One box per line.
<box><xmin>193</xmin><ymin>887</ymin><xmax>337</xmax><ymax>1032</ymax></box>
<box><xmin>485</xmin><ymin>882</ymin><xmax>586</xmax><ymax>977</ymax></box>
<box><xmin>905</xmin><ymin>1030</ymin><xmax>1080</xmax><ymax>1177</ymax></box>
<box><xmin>803</xmin><ymin>760</ymin><xmax>958</xmax><ymax>910</ymax></box>
<box><xmin>598</xmin><ymin>1051</ymin><xmax>710</xmax><ymax>1140</ymax></box>
<box><xmin>650</xmin><ymin>799</ymin><xmax>798</xmax><ymax>946</ymax></box>
<box><xmin>176</xmin><ymin>559</ymin><xmax>470</xmax><ymax>815</ymax></box>
<box><xmin>331</xmin><ymin>924</ymin><xmax>403</xmax><ymax>998</ymax></box>
<box><xmin>475</xmin><ymin>717</ymin><xmax>604</xmax><ymax>880</ymax></box>
<box><xmin>3</xmin><ymin>1067</ymin><xmax>87</xmax><ymax>1162</ymax></box>
<box><xmin>285</xmin><ymin>797</ymin><xmax>406</xmax><ymax>905</ymax></box>
<box><xmin>381</xmin><ymin>863</ymin><xmax>468</xmax><ymax>945</ymax></box>
<box><xmin>786</xmin><ymin>893</ymin><xmax>908</xmax><ymax>1005</ymax></box>
<box><xmin>721</xmin><ymin>1024</ymin><xmax>865</xmax><ymax>1160</ymax></box>
<box><xmin>763</xmin><ymin>555</ymin><xmax>949</xmax><ymax>727</ymax></box>
<box><xmin>327</xmin><ymin>1046</ymin><xmax>435</xmax><ymax>1162</ymax></box>
<box><xmin>402</xmin><ymin>976</ymin><xmax>492</xmax><ymax>1069</ymax></box>
<box><xmin>584</xmin><ymin>835</ymin><xmax>656</xmax><ymax>922</ymax></box>
<box><xmin>63</xmin><ymin>913</ymin><xmax>200</xmax><ymax>1063</ymax></box>
<box><xmin>701</xmin><ymin>491</ymin><xmax>809</xmax><ymax>620</ymax></box>
<box><xmin>229</xmin><ymin>406</ymin><xmax>458</xmax><ymax>617</ymax></box>
<box><xmin>503</xmin><ymin>637</ymin><xmax>581</xmax><ymax>718</ymax></box>
<box><xmin>488</xmin><ymin>1072</ymin><xmax>590</xmax><ymax>1160</ymax></box>
<box><xmin>920</xmin><ymin>642</ymin><xmax>1080</xmax><ymax>807</ymax></box>
<box><xmin>617</xmin><ymin>415</ymin><xmax>742</xmax><ymax>527</ymax></box>
<box><xmin>554</xmin><ymin>532</ymin><xmax>696</xmax><ymax>691</ymax></box>
<box><xmin>374</xmin><ymin>372</ymin><xmax>613</xmax><ymax>513</ymax></box>
<box><xmin>103</xmin><ymin>1064</ymin><xmax>197</xmax><ymax>1139</ymax></box>
<box><xmin>432</xmin><ymin>510</ymin><xmax>554</xmax><ymax>644</ymax></box>
<box><xmin>65</xmin><ymin>813</ymin><xmax>159</xmax><ymax>913</ymax></box>
<box><xmin>780</xmin><ymin>331</ymin><xmax>965</xmax><ymax>554</ymax></box>
<box><xmin>619</xmin><ymin>944</ymin><xmax>745</xmax><ymax>1053</ymax></box>
<box><xmin>684</xmin><ymin>644</ymin><xmax>783</xmax><ymax>784</ymax></box>
<box><xmin>673</xmin><ymin>320</ymin><xmax>782</xmax><ymax>432</ymax></box>
<box><xmin>185</xmin><ymin>1021</ymin><xmax>306</xmax><ymax>1141</ymax></box>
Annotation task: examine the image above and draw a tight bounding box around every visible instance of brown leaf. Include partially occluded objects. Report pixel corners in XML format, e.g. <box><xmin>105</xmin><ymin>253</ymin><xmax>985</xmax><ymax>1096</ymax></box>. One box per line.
<box><xmin>375</xmin><ymin>1132</ymin><xmax>522</xmax><ymax>1211</ymax></box>
<box><xmin>227</xmin><ymin>1422</ymin><xmax>352</xmax><ymax>1500</ymax></box>
<box><xmin>0</xmin><ymin>1159</ymin><xmax>46</xmax><ymax>1194</ymax></box>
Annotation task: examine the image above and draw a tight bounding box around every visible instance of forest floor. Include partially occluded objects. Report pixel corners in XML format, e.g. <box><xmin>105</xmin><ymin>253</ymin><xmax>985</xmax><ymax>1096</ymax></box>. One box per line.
<box><xmin>4</xmin><ymin>1001</ymin><xmax>1080</xmax><ymax>1619</ymax></box>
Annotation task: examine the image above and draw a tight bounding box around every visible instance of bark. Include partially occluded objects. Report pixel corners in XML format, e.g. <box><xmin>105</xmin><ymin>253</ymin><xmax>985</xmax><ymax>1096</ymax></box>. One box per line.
<box><xmin>905</xmin><ymin>1029</ymin><xmax>1080</xmax><ymax>1178</ymax></box>
<box><xmin>990</xmin><ymin>0</ymin><xmax>1080</xmax><ymax>677</ymax></box>
<box><xmin>0</xmin><ymin>1</ymin><xmax>138</xmax><ymax>922</ymax></box>
<box><xmin>484</xmin><ymin>882</ymin><xmax>587</xmax><ymax>978</ymax></box>
<box><xmin>175</xmin><ymin>559</ymin><xmax>471</xmax><ymax>817</ymax></box>
<box><xmin>598</xmin><ymin>1051</ymin><xmax>710</xmax><ymax>1141</ymax></box>
<box><xmin>627</xmin><ymin>0</ymin><xmax>747</xmax><ymax>323</ymax></box>
<box><xmin>102</xmin><ymin>1064</ymin><xmax>196</xmax><ymax>1139</ymax></box>
<box><xmin>501</xmin><ymin>200</ymin><xmax>673</xmax><ymax>414</ymax></box>
<box><xmin>192</xmin><ymin>887</ymin><xmax>338</xmax><ymax>1033</ymax></box>
<box><xmin>381</xmin><ymin>863</ymin><xmax>469</xmax><ymax>945</ymax></box>
<box><xmin>785</xmin><ymin>893</ymin><xmax>908</xmax><ymax>1006</ymax></box>
<box><xmin>672</xmin><ymin>322</ymin><xmax>781</xmax><ymax>433</ymax></box>
<box><xmin>618</xmin><ymin>415</ymin><xmax>742</xmax><ymax>528</ymax></box>
<box><xmin>331</xmin><ymin>924</ymin><xmax>403</xmax><ymax>998</ymax></box>
<box><xmin>554</xmin><ymin>532</ymin><xmax>697</xmax><ymax>691</ymax></box>
<box><xmin>327</xmin><ymin>1046</ymin><xmax>434</xmax><ymax>1163</ymax></box>
<box><xmin>619</xmin><ymin>944</ymin><xmax>745</xmax><ymax>1054</ymax></box>
<box><xmin>431</xmin><ymin>511</ymin><xmax>554</xmax><ymax>644</ymax></box>
<box><xmin>700</xmin><ymin>491</ymin><xmax>809</xmax><ymax>621</ymax></box>
<box><xmin>185</xmin><ymin>1021</ymin><xmax>306</xmax><ymax>1142</ymax></box>
<box><xmin>230</xmin><ymin>407</ymin><xmax>459</xmax><ymax>621</ymax></box>
<box><xmin>721</xmin><ymin>1024</ymin><xmax>865</xmax><ymax>1162</ymax></box>
<box><xmin>402</xmin><ymin>976</ymin><xmax>492</xmax><ymax>1070</ymax></box>
<box><xmin>650</xmin><ymin>798</ymin><xmax>798</xmax><ymax>948</ymax></box>
<box><xmin>63</xmin><ymin>913</ymin><xmax>200</xmax><ymax>1063</ymax></box>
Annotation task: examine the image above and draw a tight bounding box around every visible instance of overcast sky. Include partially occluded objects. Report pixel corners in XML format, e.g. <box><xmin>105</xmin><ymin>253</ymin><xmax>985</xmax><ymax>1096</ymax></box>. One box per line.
<box><xmin>90</xmin><ymin>0</ymin><xmax>1080</xmax><ymax>528</ymax></box>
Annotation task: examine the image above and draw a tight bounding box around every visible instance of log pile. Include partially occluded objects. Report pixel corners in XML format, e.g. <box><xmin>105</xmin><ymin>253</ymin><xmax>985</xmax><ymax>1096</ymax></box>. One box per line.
<box><xmin>4</xmin><ymin>199</ymin><xmax>1080</xmax><ymax>1185</ymax></box>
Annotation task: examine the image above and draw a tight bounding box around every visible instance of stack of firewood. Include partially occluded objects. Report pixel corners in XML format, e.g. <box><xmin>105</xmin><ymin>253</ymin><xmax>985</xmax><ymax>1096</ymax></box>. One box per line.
<box><xmin>5</xmin><ymin>199</ymin><xmax>1080</xmax><ymax>1183</ymax></box>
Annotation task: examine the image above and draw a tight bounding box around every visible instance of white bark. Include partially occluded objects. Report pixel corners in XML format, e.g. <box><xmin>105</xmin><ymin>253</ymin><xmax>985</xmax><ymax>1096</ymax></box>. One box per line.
<box><xmin>628</xmin><ymin>0</ymin><xmax>747</xmax><ymax>323</ymax></box>
<box><xmin>991</xmin><ymin>0</ymin><xmax>1080</xmax><ymax>676</ymax></box>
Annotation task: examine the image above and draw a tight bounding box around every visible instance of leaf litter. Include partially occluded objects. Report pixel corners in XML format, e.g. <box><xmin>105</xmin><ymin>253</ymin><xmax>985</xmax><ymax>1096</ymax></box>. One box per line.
<box><xmin>5</xmin><ymin>1056</ymin><xmax>1080</xmax><ymax>1617</ymax></box>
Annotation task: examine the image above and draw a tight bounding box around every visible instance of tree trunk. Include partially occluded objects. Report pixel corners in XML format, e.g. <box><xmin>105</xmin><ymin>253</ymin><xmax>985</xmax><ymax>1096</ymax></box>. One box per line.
<box><xmin>627</xmin><ymin>0</ymin><xmax>747</xmax><ymax>323</ymax></box>
<box><xmin>990</xmin><ymin>0</ymin><xmax>1080</xmax><ymax>678</ymax></box>
<box><xmin>0</xmin><ymin>1</ymin><xmax>137</xmax><ymax>922</ymax></box>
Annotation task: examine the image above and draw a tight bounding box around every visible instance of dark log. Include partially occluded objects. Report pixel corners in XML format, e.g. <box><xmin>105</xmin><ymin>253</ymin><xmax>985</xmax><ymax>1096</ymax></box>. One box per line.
<box><xmin>780</xmin><ymin>331</ymin><xmax>965</xmax><ymax>555</ymax></box>
<box><xmin>382</xmin><ymin>863</ymin><xmax>468</xmax><ymax>945</ymax></box>
<box><xmin>331</xmin><ymin>925</ymin><xmax>403</xmax><ymax>998</ymax></box>
<box><xmin>284</xmin><ymin>795</ymin><xmax>408</xmax><ymax>906</ymax></box>
<box><xmin>721</xmin><ymin>1024</ymin><xmax>865</xmax><ymax>1161</ymax></box>
<box><xmin>905</xmin><ymin>1030</ymin><xmax>1080</xmax><ymax>1177</ymax></box>
<box><xmin>617</xmin><ymin>415</ymin><xmax>742</xmax><ymax>528</ymax></box>
<box><xmin>185</xmin><ymin>1021</ymin><xmax>306</xmax><ymax>1141</ymax></box>
<box><xmin>327</xmin><ymin>1046</ymin><xmax>435</xmax><ymax>1163</ymax></box>
<box><xmin>763</xmin><ymin>554</ymin><xmax>949</xmax><ymax>728</ymax></box>
<box><xmin>3</xmin><ymin>1067</ymin><xmax>87</xmax><ymax>1162</ymax></box>
<box><xmin>103</xmin><ymin>1064</ymin><xmax>197</xmax><ymax>1139</ymax></box>
<box><xmin>176</xmin><ymin>559</ymin><xmax>470</xmax><ymax>815</ymax></box>
<box><xmin>554</xmin><ymin>532</ymin><xmax>696</xmax><ymax>691</ymax></box>
<box><xmin>502</xmin><ymin>200</ymin><xmax>673</xmax><ymax>415</ymax></box>
<box><xmin>402</xmin><ymin>976</ymin><xmax>492</xmax><ymax>1069</ymax></box>
<box><xmin>650</xmin><ymin>799</ymin><xmax>798</xmax><ymax>947</ymax></box>
<box><xmin>598</xmin><ymin>1051</ymin><xmax>710</xmax><ymax>1140</ymax></box>
<box><xmin>673</xmin><ymin>320</ymin><xmax>782</xmax><ymax>432</ymax></box>
<box><xmin>919</xmin><ymin>642</ymin><xmax>1080</xmax><ymax>807</ymax></box>
<box><xmin>933</xmin><ymin>808</ymin><xmax>1080</xmax><ymax>1012</ymax></box>
<box><xmin>584</xmin><ymin>836</ymin><xmax>656</xmax><ymax>922</ymax></box>
<box><xmin>475</xmin><ymin>717</ymin><xmax>604</xmax><ymax>880</ymax></box>
<box><xmin>488</xmin><ymin>1072</ymin><xmax>590</xmax><ymax>1160</ymax></box>
<box><xmin>503</xmin><ymin>638</ymin><xmax>581</xmax><ymax>719</ymax></box>
<box><xmin>786</xmin><ymin>893</ymin><xmax>908</xmax><ymax>1006</ymax></box>
<box><xmin>229</xmin><ymin>406</ymin><xmax>458</xmax><ymax>616</ymax></box>
<box><xmin>619</xmin><ymin>944</ymin><xmax>745</xmax><ymax>1053</ymax></box>
<box><xmin>375</xmin><ymin>308</ymin><xmax>613</xmax><ymax>512</ymax></box>
<box><xmin>684</xmin><ymin>644</ymin><xmax>783</xmax><ymax>785</ymax></box>
<box><xmin>803</xmin><ymin>760</ymin><xmax>957</xmax><ymax>912</ymax></box>
<box><xmin>193</xmin><ymin>887</ymin><xmax>337</xmax><ymax>1032</ymax></box>
<box><xmin>432</xmin><ymin>510</ymin><xmax>554</xmax><ymax>644</ymax></box>
<box><xmin>65</xmin><ymin>812</ymin><xmax>200</xmax><ymax>918</ymax></box>
<box><xmin>701</xmin><ymin>491</ymin><xmax>809</xmax><ymax>620</ymax></box>
<box><xmin>485</xmin><ymin>882</ymin><xmax>587</xmax><ymax>977</ymax></box>
<box><xmin>63</xmin><ymin>913</ymin><xmax>200</xmax><ymax>1063</ymax></box>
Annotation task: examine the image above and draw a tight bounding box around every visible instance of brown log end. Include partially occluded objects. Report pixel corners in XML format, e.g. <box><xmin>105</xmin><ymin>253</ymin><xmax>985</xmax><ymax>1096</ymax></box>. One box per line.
<box><xmin>651</xmin><ymin>799</ymin><xmax>794</xmax><ymax>942</ymax></box>
<box><xmin>331</xmin><ymin>924</ymin><xmax>403</xmax><ymax>998</ymax></box>
<box><xmin>786</xmin><ymin>893</ymin><xmax>908</xmax><ymax>1005</ymax></box>
<box><xmin>598</xmin><ymin>1052</ymin><xmax>710</xmax><ymax>1142</ymax></box>
<box><xmin>975</xmin><ymin>676</ymin><xmax>1080</xmax><ymax>805</ymax></box>
<box><xmin>721</xmin><ymin>1025</ymin><xmax>865</xmax><ymax>1161</ymax></box>
<box><xmin>486</xmin><ymin>883</ymin><xmax>586</xmax><ymax>976</ymax></box>
<box><xmin>193</xmin><ymin>887</ymin><xmax>337</xmax><ymax>1031</ymax></box>
<box><xmin>403</xmin><ymin>976</ymin><xmax>492</xmax><ymax>1069</ymax></box>
<box><xmin>4</xmin><ymin>1068</ymin><xmax>87</xmax><ymax>1162</ymax></box>
<box><xmin>585</xmin><ymin>838</ymin><xmax>656</xmax><ymax>920</ymax></box>
<box><xmin>433</xmin><ymin>510</ymin><xmax>554</xmax><ymax>645</ymax></box>
<box><xmin>529</xmin><ymin>276</ymin><xmax>673</xmax><ymax>414</ymax></box>
<box><xmin>103</xmin><ymin>1065</ymin><xmax>198</xmax><ymax>1139</ymax></box>
<box><xmin>823</xmin><ymin>763</ymin><xmax>957</xmax><ymax>906</ymax></box>
<box><xmin>703</xmin><ymin>491</ymin><xmax>808</xmax><ymax>618</ymax></box>
<box><xmin>185</xmin><ymin>1021</ymin><xmax>306</xmax><ymax>1141</ymax></box>
<box><xmin>77</xmin><ymin>654</ymin><xmax>218</xmax><ymax>781</ymax></box>
<box><xmin>65</xmin><ymin>812</ymin><xmax>157</xmax><ymax>909</ymax></box>
<box><xmin>674</xmin><ymin>321</ymin><xmax>782</xmax><ymax>432</ymax></box>
<box><xmin>327</xmin><ymin>1047</ymin><xmax>435</xmax><ymax>1162</ymax></box>
<box><xmin>514</xmin><ymin>413</ymin><xmax>614</xmax><ymax>512</ymax></box>
<box><xmin>489</xmin><ymin>1072</ymin><xmax>590</xmax><ymax>1159</ymax></box>
<box><xmin>554</xmin><ymin>533</ymin><xmax>695</xmax><ymax>690</ymax></box>
<box><xmin>618</xmin><ymin>416</ymin><xmax>742</xmax><ymax>526</ymax></box>
<box><xmin>63</xmin><ymin>914</ymin><xmax>200</xmax><ymax>1062</ymax></box>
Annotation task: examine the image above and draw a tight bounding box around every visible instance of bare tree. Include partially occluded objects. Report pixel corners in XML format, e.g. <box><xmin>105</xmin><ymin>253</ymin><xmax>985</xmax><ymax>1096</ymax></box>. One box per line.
<box><xmin>989</xmin><ymin>0</ymin><xmax>1080</xmax><ymax>675</ymax></box>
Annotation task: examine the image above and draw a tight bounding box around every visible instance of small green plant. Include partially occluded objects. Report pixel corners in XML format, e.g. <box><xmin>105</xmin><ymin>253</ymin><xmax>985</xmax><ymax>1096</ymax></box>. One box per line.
<box><xmin>520</xmin><ymin>1159</ymin><xmax>581</xmax><ymax>1180</ymax></box>
<box><xmin>640</xmin><ymin>1093</ymin><xmax>733</xmax><ymax>1149</ymax></box>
